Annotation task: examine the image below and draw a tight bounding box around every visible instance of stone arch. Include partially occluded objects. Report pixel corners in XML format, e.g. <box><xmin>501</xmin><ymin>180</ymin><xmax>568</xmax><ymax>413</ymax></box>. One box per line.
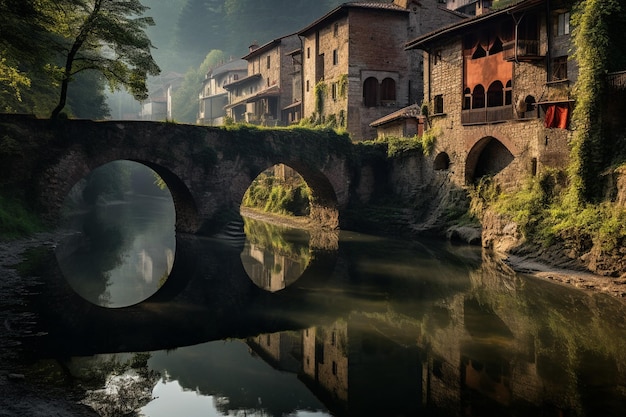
<box><xmin>363</xmin><ymin>76</ymin><xmax>378</xmax><ymax>107</ymax></box>
<box><xmin>136</xmin><ymin>160</ymin><xmax>200</xmax><ymax>233</ymax></box>
<box><xmin>433</xmin><ymin>152</ymin><xmax>451</xmax><ymax>171</ymax></box>
<box><xmin>238</xmin><ymin>160</ymin><xmax>340</xmax><ymax>230</ymax></box>
<box><xmin>465</xmin><ymin>136</ymin><xmax>515</xmax><ymax>184</ymax></box>
<box><xmin>40</xmin><ymin>154</ymin><xmax>200</xmax><ymax>234</ymax></box>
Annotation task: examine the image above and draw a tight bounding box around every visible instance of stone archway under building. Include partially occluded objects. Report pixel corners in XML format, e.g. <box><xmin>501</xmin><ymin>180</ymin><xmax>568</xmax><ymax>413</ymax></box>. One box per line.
<box><xmin>465</xmin><ymin>136</ymin><xmax>515</xmax><ymax>184</ymax></box>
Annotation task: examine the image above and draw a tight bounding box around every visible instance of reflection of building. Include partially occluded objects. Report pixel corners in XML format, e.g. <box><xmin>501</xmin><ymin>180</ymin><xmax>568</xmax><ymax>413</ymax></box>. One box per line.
<box><xmin>247</xmin><ymin>331</ymin><xmax>302</xmax><ymax>373</ymax></box>
<box><xmin>240</xmin><ymin>242</ymin><xmax>307</xmax><ymax>292</ymax></box>
<box><xmin>197</xmin><ymin>59</ymin><xmax>247</xmax><ymax>125</ymax></box>
<box><xmin>224</xmin><ymin>34</ymin><xmax>300</xmax><ymax>126</ymax></box>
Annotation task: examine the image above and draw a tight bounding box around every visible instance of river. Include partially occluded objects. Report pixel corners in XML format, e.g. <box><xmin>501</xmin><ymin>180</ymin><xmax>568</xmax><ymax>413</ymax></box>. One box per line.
<box><xmin>13</xmin><ymin>192</ymin><xmax>626</xmax><ymax>417</ymax></box>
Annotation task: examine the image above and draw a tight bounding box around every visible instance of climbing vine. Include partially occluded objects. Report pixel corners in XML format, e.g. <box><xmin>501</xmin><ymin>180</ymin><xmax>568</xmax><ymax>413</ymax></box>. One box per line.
<box><xmin>338</xmin><ymin>74</ymin><xmax>348</xmax><ymax>98</ymax></box>
<box><xmin>314</xmin><ymin>81</ymin><xmax>327</xmax><ymax>115</ymax></box>
<box><xmin>569</xmin><ymin>0</ymin><xmax>621</xmax><ymax>204</ymax></box>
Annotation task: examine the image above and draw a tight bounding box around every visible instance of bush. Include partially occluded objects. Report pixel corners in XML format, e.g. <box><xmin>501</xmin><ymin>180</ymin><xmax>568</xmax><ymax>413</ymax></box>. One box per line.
<box><xmin>0</xmin><ymin>195</ymin><xmax>44</xmax><ymax>238</ymax></box>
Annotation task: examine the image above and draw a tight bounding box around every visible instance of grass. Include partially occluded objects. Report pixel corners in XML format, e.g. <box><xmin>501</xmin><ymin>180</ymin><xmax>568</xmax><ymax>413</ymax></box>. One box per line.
<box><xmin>0</xmin><ymin>195</ymin><xmax>45</xmax><ymax>239</ymax></box>
<box><xmin>471</xmin><ymin>169</ymin><xmax>626</xmax><ymax>253</ymax></box>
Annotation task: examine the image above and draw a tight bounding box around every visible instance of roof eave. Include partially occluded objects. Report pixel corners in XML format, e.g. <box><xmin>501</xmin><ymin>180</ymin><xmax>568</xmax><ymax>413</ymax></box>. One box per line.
<box><xmin>405</xmin><ymin>0</ymin><xmax>545</xmax><ymax>51</ymax></box>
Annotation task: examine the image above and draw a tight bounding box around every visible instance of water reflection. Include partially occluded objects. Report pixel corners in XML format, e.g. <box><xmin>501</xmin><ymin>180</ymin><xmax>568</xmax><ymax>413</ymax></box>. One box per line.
<box><xmin>241</xmin><ymin>216</ymin><xmax>312</xmax><ymax>292</ymax></box>
<box><xmin>18</xmin><ymin>214</ymin><xmax>626</xmax><ymax>416</ymax></box>
<box><xmin>55</xmin><ymin>160</ymin><xmax>176</xmax><ymax>307</ymax></box>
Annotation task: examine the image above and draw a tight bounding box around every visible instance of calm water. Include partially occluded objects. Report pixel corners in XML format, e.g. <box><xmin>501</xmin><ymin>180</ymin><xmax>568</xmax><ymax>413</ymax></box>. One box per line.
<box><xmin>16</xmin><ymin>194</ymin><xmax>626</xmax><ymax>417</ymax></box>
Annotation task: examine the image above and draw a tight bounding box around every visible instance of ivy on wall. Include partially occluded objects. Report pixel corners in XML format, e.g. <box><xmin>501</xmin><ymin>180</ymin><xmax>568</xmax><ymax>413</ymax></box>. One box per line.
<box><xmin>314</xmin><ymin>81</ymin><xmax>327</xmax><ymax>115</ymax></box>
<box><xmin>569</xmin><ymin>0</ymin><xmax>622</xmax><ymax>204</ymax></box>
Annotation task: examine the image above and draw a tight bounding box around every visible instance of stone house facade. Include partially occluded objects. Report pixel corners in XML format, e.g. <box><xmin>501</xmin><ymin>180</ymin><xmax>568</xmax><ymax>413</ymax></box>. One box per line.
<box><xmin>224</xmin><ymin>34</ymin><xmax>300</xmax><ymax>126</ymax></box>
<box><xmin>197</xmin><ymin>59</ymin><xmax>247</xmax><ymax>126</ymax></box>
<box><xmin>405</xmin><ymin>0</ymin><xmax>575</xmax><ymax>190</ymax></box>
<box><xmin>298</xmin><ymin>0</ymin><xmax>463</xmax><ymax>141</ymax></box>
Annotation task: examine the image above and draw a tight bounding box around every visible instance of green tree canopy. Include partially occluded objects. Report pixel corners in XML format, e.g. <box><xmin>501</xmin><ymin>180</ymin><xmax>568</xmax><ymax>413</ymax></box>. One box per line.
<box><xmin>50</xmin><ymin>0</ymin><xmax>160</xmax><ymax>118</ymax></box>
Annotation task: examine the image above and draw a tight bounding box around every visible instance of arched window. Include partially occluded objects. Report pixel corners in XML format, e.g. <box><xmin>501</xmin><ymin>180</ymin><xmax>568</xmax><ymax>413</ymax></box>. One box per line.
<box><xmin>363</xmin><ymin>77</ymin><xmax>378</xmax><ymax>107</ymax></box>
<box><xmin>380</xmin><ymin>78</ymin><xmax>396</xmax><ymax>103</ymax></box>
<box><xmin>489</xmin><ymin>37</ymin><xmax>503</xmax><ymax>54</ymax></box>
<box><xmin>472</xmin><ymin>44</ymin><xmax>486</xmax><ymax>59</ymax></box>
<box><xmin>505</xmin><ymin>80</ymin><xmax>512</xmax><ymax>105</ymax></box>
<box><xmin>487</xmin><ymin>81</ymin><xmax>504</xmax><ymax>107</ymax></box>
<box><xmin>463</xmin><ymin>87</ymin><xmax>472</xmax><ymax>110</ymax></box>
<box><xmin>472</xmin><ymin>84</ymin><xmax>485</xmax><ymax>109</ymax></box>
<box><xmin>433</xmin><ymin>152</ymin><xmax>451</xmax><ymax>171</ymax></box>
<box><xmin>525</xmin><ymin>95</ymin><xmax>536</xmax><ymax>112</ymax></box>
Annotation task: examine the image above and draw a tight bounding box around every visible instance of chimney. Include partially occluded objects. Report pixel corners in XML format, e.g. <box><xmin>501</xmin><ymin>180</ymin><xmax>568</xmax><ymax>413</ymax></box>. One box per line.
<box><xmin>249</xmin><ymin>42</ymin><xmax>259</xmax><ymax>52</ymax></box>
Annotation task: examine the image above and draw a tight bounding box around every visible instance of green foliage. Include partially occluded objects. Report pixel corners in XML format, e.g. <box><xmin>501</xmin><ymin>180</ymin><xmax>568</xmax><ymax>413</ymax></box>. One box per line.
<box><xmin>314</xmin><ymin>81</ymin><xmax>327</xmax><ymax>115</ymax></box>
<box><xmin>468</xmin><ymin>176</ymin><xmax>500</xmax><ymax>219</ymax></box>
<box><xmin>338</xmin><ymin>74</ymin><xmax>348</xmax><ymax>98</ymax></box>
<box><xmin>367</xmin><ymin>128</ymin><xmax>439</xmax><ymax>158</ymax></box>
<box><xmin>0</xmin><ymin>195</ymin><xmax>44</xmax><ymax>238</ymax></box>
<box><xmin>568</xmin><ymin>0</ymin><xmax>622</xmax><ymax>203</ymax></box>
<box><xmin>242</xmin><ymin>170</ymin><xmax>311</xmax><ymax>216</ymax></box>
<box><xmin>50</xmin><ymin>0</ymin><xmax>161</xmax><ymax>118</ymax></box>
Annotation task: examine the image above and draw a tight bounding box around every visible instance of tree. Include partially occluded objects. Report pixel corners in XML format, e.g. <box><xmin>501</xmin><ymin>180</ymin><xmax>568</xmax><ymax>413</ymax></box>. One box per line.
<box><xmin>0</xmin><ymin>0</ymin><xmax>50</xmax><ymax>110</ymax></box>
<box><xmin>50</xmin><ymin>0</ymin><xmax>160</xmax><ymax>119</ymax></box>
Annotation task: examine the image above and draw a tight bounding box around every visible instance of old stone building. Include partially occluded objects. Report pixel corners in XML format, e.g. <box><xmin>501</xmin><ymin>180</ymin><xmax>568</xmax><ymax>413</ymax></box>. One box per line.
<box><xmin>197</xmin><ymin>59</ymin><xmax>247</xmax><ymax>126</ymax></box>
<box><xmin>405</xmin><ymin>0</ymin><xmax>575</xmax><ymax>190</ymax></box>
<box><xmin>224</xmin><ymin>34</ymin><xmax>300</xmax><ymax>126</ymax></box>
<box><xmin>298</xmin><ymin>0</ymin><xmax>463</xmax><ymax>141</ymax></box>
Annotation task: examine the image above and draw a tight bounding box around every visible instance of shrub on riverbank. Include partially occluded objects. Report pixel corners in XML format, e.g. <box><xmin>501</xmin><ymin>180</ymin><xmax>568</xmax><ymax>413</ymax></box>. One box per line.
<box><xmin>0</xmin><ymin>195</ymin><xmax>44</xmax><ymax>239</ymax></box>
<box><xmin>242</xmin><ymin>170</ymin><xmax>311</xmax><ymax>217</ymax></box>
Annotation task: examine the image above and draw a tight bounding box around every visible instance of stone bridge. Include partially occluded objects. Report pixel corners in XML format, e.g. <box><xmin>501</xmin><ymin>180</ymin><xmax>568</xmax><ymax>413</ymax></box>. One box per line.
<box><xmin>0</xmin><ymin>115</ymin><xmax>359</xmax><ymax>234</ymax></box>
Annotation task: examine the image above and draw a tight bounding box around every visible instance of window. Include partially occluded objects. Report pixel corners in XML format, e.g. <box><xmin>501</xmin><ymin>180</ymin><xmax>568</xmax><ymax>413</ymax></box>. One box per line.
<box><xmin>306</xmin><ymin>80</ymin><xmax>310</xmax><ymax>92</ymax></box>
<box><xmin>487</xmin><ymin>81</ymin><xmax>504</xmax><ymax>107</ymax></box>
<box><xmin>505</xmin><ymin>80</ymin><xmax>512</xmax><ymax>105</ymax></box>
<box><xmin>380</xmin><ymin>78</ymin><xmax>396</xmax><ymax>103</ymax></box>
<box><xmin>266</xmin><ymin>55</ymin><xmax>271</xmax><ymax>69</ymax></box>
<box><xmin>266</xmin><ymin>78</ymin><xmax>270</xmax><ymax>87</ymax></box>
<box><xmin>332</xmin><ymin>361</ymin><xmax>338</xmax><ymax>376</ymax></box>
<box><xmin>434</xmin><ymin>94</ymin><xmax>444</xmax><ymax>114</ymax></box>
<box><xmin>333</xmin><ymin>49</ymin><xmax>338</xmax><ymax>65</ymax></box>
<box><xmin>331</xmin><ymin>83</ymin><xmax>338</xmax><ymax>101</ymax></box>
<box><xmin>333</xmin><ymin>22</ymin><xmax>339</xmax><ymax>37</ymax></box>
<box><xmin>463</xmin><ymin>87</ymin><xmax>472</xmax><ymax>110</ymax></box>
<box><xmin>363</xmin><ymin>77</ymin><xmax>378</xmax><ymax>107</ymax></box>
<box><xmin>472</xmin><ymin>84</ymin><xmax>485</xmax><ymax>108</ymax></box>
<box><xmin>552</xmin><ymin>56</ymin><xmax>568</xmax><ymax>81</ymax></box>
<box><xmin>557</xmin><ymin>12</ymin><xmax>570</xmax><ymax>36</ymax></box>
<box><xmin>307</xmin><ymin>47</ymin><xmax>310</xmax><ymax>59</ymax></box>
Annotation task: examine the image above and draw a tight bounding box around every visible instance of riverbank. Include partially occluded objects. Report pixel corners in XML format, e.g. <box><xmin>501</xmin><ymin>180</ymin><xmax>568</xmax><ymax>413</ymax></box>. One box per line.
<box><xmin>0</xmin><ymin>233</ymin><xmax>99</xmax><ymax>416</ymax></box>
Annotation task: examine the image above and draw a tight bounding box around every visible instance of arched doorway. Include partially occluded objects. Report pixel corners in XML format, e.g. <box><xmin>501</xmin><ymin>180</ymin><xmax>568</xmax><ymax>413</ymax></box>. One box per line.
<box><xmin>465</xmin><ymin>137</ymin><xmax>514</xmax><ymax>184</ymax></box>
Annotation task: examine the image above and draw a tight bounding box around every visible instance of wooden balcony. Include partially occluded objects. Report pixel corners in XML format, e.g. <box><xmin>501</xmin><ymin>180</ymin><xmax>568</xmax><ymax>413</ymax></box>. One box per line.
<box><xmin>503</xmin><ymin>40</ymin><xmax>543</xmax><ymax>61</ymax></box>
<box><xmin>608</xmin><ymin>71</ymin><xmax>626</xmax><ymax>90</ymax></box>
<box><xmin>461</xmin><ymin>105</ymin><xmax>515</xmax><ymax>125</ymax></box>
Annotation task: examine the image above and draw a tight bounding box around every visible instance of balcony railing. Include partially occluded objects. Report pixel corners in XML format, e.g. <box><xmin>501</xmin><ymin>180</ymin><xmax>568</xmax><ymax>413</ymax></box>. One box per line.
<box><xmin>503</xmin><ymin>40</ymin><xmax>541</xmax><ymax>61</ymax></box>
<box><xmin>608</xmin><ymin>71</ymin><xmax>626</xmax><ymax>90</ymax></box>
<box><xmin>461</xmin><ymin>105</ymin><xmax>515</xmax><ymax>125</ymax></box>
